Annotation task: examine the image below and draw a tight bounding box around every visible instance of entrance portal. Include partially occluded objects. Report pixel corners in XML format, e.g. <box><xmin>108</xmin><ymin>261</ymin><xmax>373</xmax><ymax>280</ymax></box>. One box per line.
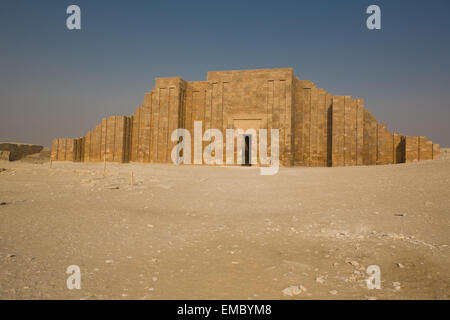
<box><xmin>232</xmin><ymin>118</ymin><xmax>262</xmax><ymax>167</ymax></box>
<box><xmin>244</xmin><ymin>135</ymin><xmax>251</xmax><ymax>166</ymax></box>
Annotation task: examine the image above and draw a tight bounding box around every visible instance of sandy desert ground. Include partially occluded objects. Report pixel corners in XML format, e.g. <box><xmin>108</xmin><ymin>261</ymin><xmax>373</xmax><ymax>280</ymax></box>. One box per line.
<box><xmin>0</xmin><ymin>149</ymin><xmax>449</xmax><ymax>300</ymax></box>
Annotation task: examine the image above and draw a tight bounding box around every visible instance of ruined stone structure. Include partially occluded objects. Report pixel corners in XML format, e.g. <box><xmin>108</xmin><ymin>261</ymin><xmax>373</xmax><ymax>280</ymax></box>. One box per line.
<box><xmin>0</xmin><ymin>143</ymin><xmax>44</xmax><ymax>161</ymax></box>
<box><xmin>51</xmin><ymin>68</ymin><xmax>440</xmax><ymax>166</ymax></box>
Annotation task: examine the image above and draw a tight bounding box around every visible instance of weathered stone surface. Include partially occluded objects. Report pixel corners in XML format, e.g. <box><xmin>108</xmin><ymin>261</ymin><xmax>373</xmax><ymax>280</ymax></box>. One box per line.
<box><xmin>356</xmin><ymin>99</ymin><xmax>364</xmax><ymax>166</ymax></box>
<box><xmin>363</xmin><ymin>110</ymin><xmax>377</xmax><ymax>165</ymax></box>
<box><xmin>405</xmin><ymin>136</ymin><xmax>419</xmax><ymax>163</ymax></box>
<box><xmin>50</xmin><ymin>68</ymin><xmax>440</xmax><ymax>167</ymax></box>
<box><xmin>331</xmin><ymin>96</ymin><xmax>345</xmax><ymax>167</ymax></box>
<box><xmin>0</xmin><ymin>143</ymin><xmax>43</xmax><ymax>161</ymax></box>
<box><xmin>0</xmin><ymin>151</ymin><xmax>12</xmax><ymax>161</ymax></box>
<box><xmin>432</xmin><ymin>144</ymin><xmax>440</xmax><ymax>160</ymax></box>
<box><xmin>419</xmin><ymin>137</ymin><xmax>433</xmax><ymax>161</ymax></box>
<box><xmin>393</xmin><ymin>134</ymin><xmax>405</xmax><ymax>164</ymax></box>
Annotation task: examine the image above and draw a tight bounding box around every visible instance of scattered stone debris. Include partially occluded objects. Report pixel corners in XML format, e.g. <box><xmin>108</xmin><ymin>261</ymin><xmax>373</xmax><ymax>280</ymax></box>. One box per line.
<box><xmin>394</xmin><ymin>213</ymin><xmax>407</xmax><ymax>217</ymax></box>
<box><xmin>282</xmin><ymin>285</ymin><xmax>306</xmax><ymax>297</ymax></box>
<box><xmin>105</xmin><ymin>259</ymin><xmax>114</xmax><ymax>264</ymax></box>
<box><xmin>348</xmin><ymin>260</ymin><xmax>360</xmax><ymax>267</ymax></box>
<box><xmin>393</xmin><ymin>282</ymin><xmax>401</xmax><ymax>291</ymax></box>
<box><xmin>396</xmin><ymin>263</ymin><xmax>405</xmax><ymax>269</ymax></box>
<box><xmin>329</xmin><ymin>290</ymin><xmax>338</xmax><ymax>295</ymax></box>
<box><xmin>0</xmin><ymin>202</ymin><xmax>7</xmax><ymax>206</ymax></box>
<box><xmin>6</xmin><ymin>254</ymin><xmax>16</xmax><ymax>258</ymax></box>
<box><xmin>315</xmin><ymin>276</ymin><xmax>326</xmax><ymax>284</ymax></box>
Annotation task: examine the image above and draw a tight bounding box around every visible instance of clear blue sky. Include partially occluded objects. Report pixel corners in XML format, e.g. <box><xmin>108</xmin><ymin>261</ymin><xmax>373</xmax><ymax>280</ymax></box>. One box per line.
<box><xmin>1</xmin><ymin>0</ymin><xmax>449</xmax><ymax>147</ymax></box>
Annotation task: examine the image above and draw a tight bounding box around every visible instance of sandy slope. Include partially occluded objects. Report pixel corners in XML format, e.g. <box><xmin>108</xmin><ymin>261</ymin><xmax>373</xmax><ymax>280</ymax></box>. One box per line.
<box><xmin>0</xmin><ymin>153</ymin><xmax>449</xmax><ymax>299</ymax></box>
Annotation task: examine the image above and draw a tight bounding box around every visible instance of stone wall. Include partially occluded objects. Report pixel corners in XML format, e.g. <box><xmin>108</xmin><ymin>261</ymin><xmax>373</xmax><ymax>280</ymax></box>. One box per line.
<box><xmin>404</xmin><ymin>136</ymin><xmax>439</xmax><ymax>162</ymax></box>
<box><xmin>291</xmin><ymin>72</ymin><xmax>439</xmax><ymax>167</ymax></box>
<box><xmin>293</xmin><ymin>80</ymin><xmax>331</xmax><ymax>167</ymax></box>
<box><xmin>51</xmin><ymin>68</ymin><xmax>440</xmax><ymax>167</ymax></box>
<box><xmin>52</xmin><ymin>115</ymin><xmax>131</xmax><ymax>163</ymax></box>
<box><xmin>0</xmin><ymin>143</ymin><xmax>44</xmax><ymax>161</ymax></box>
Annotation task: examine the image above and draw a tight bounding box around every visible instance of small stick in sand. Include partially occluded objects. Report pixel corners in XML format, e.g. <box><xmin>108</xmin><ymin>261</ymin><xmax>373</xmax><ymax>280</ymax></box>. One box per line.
<box><xmin>50</xmin><ymin>159</ymin><xmax>52</xmax><ymax>169</ymax></box>
<box><xmin>130</xmin><ymin>171</ymin><xmax>134</xmax><ymax>186</ymax></box>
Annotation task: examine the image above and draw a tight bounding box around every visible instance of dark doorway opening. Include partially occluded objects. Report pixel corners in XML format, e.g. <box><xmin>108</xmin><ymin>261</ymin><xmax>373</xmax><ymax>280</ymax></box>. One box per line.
<box><xmin>243</xmin><ymin>135</ymin><xmax>251</xmax><ymax>166</ymax></box>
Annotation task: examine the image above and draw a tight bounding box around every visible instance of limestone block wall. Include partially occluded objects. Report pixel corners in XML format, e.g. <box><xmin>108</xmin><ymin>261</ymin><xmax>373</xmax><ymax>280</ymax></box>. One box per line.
<box><xmin>377</xmin><ymin>123</ymin><xmax>394</xmax><ymax>165</ymax></box>
<box><xmin>51</xmin><ymin>68</ymin><xmax>441</xmax><ymax>167</ymax></box>
<box><xmin>293</xmin><ymin>79</ymin><xmax>331</xmax><ymax>167</ymax></box>
<box><xmin>363</xmin><ymin>110</ymin><xmax>378</xmax><ymax>165</ymax></box>
<box><xmin>130</xmin><ymin>78</ymin><xmax>185</xmax><ymax>163</ymax></box>
<box><xmin>404</xmin><ymin>136</ymin><xmax>439</xmax><ymax>162</ymax></box>
<box><xmin>405</xmin><ymin>136</ymin><xmax>419</xmax><ymax>163</ymax></box>
<box><xmin>331</xmin><ymin>96</ymin><xmax>344</xmax><ymax>166</ymax></box>
<box><xmin>52</xmin><ymin>115</ymin><xmax>131</xmax><ymax>163</ymax></box>
<box><xmin>84</xmin><ymin>115</ymin><xmax>131</xmax><ymax>163</ymax></box>
<box><xmin>206</xmin><ymin>68</ymin><xmax>294</xmax><ymax>166</ymax></box>
<box><xmin>297</xmin><ymin>91</ymin><xmax>365</xmax><ymax>167</ymax></box>
<box><xmin>127</xmin><ymin>69</ymin><xmax>298</xmax><ymax>166</ymax></box>
<box><xmin>51</xmin><ymin>138</ymin><xmax>68</xmax><ymax>161</ymax></box>
<box><xmin>185</xmin><ymin>81</ymin><xmax>210</xmax><ymax>164</ymax></box>
<box><xmin>393</xmin><ymin>134</ymin><xmax>405</xmax><ymax>164</ymax></box>
<box><xmin>433</xmin><ymin>144</ymin><xmax>440</xmax><ymax>160</ymax></box>
<box><xmin>292</xmin><ymin>72</ymin><xmax>439</xmax><ymax>167</ymax></box>
<box><xmin>73</xmin><ymin>137</ymin><xmax>84</xmax><ymax>162</ymax></box>
<box><xmin>419</xmin><ymin>136</ymin><xmax>433</xmax><ymax>161</ymax></box>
